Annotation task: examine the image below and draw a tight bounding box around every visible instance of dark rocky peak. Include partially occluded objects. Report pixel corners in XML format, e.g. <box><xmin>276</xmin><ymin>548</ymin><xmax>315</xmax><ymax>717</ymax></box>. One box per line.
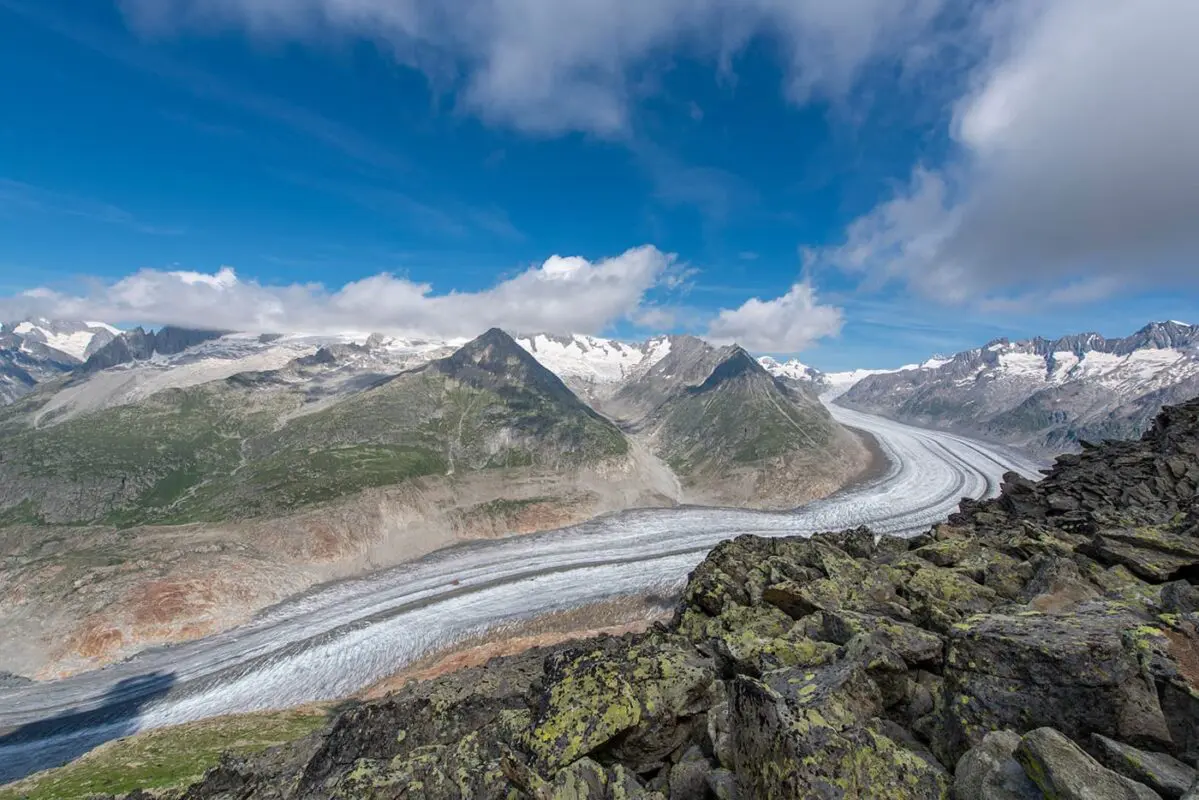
<box><xmin>1115</xmin><ymin>320</ymin><xmax>1199</xmax><ymax>355</ymax></box>
<box><xmin>430</xmin><ymin>328</ymin><xmax>584</xmax><ymax>408</ymax></box>
<box><xmin>441</xmin><ymin>328</ymin><xmax>536</xmax><ymax>372</ymax></box>
<box><xmin>296</xmin><ymin>346</ymin><xmax>342</xmax><ymax>368</ymax></box>
<box><xmin>83</xmin><ymin>326</ymin><xmax>227</xmax><ymax>372</ymax></box>
<box><xmin>691</xmin><ymin>346</ymin><xmax>772</xmax><ymax>394</ymax></box>
<box><xmin>1042</xmin><ymin>331</ymin><xmax>1109</xmax><ymax>356</ymax></box>
<box><xmin>954</xmin><ymin>393</ymin><xmax>1199</xmax><ymax>532</ymax></box>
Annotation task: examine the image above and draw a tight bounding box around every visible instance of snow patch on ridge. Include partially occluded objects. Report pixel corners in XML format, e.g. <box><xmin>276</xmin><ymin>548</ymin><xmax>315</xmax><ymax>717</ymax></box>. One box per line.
<box><xmin>515</xmin><ymin>333</ymin><xmax>672</xmax><ymax>387</ymax></box>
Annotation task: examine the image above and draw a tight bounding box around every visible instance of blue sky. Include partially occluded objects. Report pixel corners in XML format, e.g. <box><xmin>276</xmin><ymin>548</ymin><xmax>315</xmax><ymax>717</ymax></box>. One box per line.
<box><xmin>1</xmin><ymin>0</ymin><xmax>1197</xmax><ymax>370</ymax></box>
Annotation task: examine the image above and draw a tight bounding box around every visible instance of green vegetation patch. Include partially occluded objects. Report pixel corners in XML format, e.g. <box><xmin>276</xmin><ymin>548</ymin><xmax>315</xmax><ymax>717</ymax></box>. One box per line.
<box><xmin>225</xmin><ymin>444</ymin><xmax>448</xmax><ymax>512</ymax></box>
<box><xmin>0</xmin><ymin>708</ymin><xmax>328</xmax><ymax>800</ymax></box>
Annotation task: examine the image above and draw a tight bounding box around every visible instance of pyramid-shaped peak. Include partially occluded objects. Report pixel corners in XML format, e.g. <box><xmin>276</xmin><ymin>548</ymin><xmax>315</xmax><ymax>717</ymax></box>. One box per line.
<box><xmin>691</xmin><ymin>345</ymin><xmax>771</xmax><ymax>392</ymax></box>
<box><xmin>431</xmin><ymin>327</ymin><xmax>587</xmax><ymax>404</ymax></box>
<box><xmin>452</xmin><ymin>328</ymin><xmax>529</xmax><ymax>363</ymax></box>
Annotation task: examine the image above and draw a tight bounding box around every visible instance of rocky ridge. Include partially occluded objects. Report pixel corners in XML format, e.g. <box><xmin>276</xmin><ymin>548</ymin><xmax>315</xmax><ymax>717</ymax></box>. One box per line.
<box><xmin>109</xmin><ymin>395</ymin><xmax>1199</xmax><ymax>799</ymax></box>
<box><xmin>839</xmin><ymin>321</ymin><xmax>1199</xmax><ymax>455</ymax></box>
<box><xmin>0</xmin><ymin>320</ymin><xmax>121</xmax><ymax>403</ymax></box>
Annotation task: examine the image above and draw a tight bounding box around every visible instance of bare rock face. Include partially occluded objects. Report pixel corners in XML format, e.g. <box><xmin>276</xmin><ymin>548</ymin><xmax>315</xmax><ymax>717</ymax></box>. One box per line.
<box><xmin>106</xmin><ymin>396</ymin><xmax>1199</xmax><ymax>799</ymax></box>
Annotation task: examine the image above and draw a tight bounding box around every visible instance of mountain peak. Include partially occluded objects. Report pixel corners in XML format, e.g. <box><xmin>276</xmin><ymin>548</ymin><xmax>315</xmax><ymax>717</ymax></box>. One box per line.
<box><xmin>450</xmin><ymin>327</ymin><xmax>528</xmax><ymax>364</ymax></box>
<box><xmin>691</xmin><ymin>346</ymin><xmax>770</xmax><ymax>394</ymax></box>
<box><xmin>430</xmin><ymin>327</ymin><xmax>586</xmax><ymax>405</ymax></box>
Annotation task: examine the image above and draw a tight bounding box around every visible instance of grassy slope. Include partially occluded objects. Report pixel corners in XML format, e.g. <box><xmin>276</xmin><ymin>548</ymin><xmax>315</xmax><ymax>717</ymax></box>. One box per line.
<box><xmin>0</xmin><ymin>363</ymin><xmax>627</xmax><ymax>528</ymax></box>
<box><xmin>0</xmin><ymin>708</ymin><xmax>328</xmax><ymax>800</ymax></box>
<box><xmin>654</xmin><ymin>375</ymin><xmax>836</xmax><ymax>478</ymax></box>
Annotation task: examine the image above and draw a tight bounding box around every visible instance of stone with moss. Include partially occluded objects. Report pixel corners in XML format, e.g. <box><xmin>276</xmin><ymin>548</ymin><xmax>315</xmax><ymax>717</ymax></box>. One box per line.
<box><xmin>526</xmin><ymin>632</ymin><xmax>716</xmax><ymax>773</ymax></box>
<box><xmin>938</xmin><ymin>605</ymin><xmax>1174</xmax><ymax>765</ymax></box>
<box><xmin>1015</xmin><ymin>727</ymin><xmax>1162</xmax><ymax>800</ymax></box>
<box><xmin>728</xmin><ymin>665</ymin><xmax>949</xmax><ymax>798</ymax></box>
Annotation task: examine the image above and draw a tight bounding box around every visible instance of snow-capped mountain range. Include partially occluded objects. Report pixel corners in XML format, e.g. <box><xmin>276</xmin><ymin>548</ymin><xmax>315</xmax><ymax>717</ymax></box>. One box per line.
<box><xmin>0</xmin><ymin>320</ymin><xmax>123</xmax><ymax>404</ymax></box>
<box><xmin>836</xmin><ymin>320</ymin><xmax>1199</xmax><ymax>454</ymax></box>
<box><xmin>513</xmin><ymin>333</ymin><xmax>673</xmax><ymax>401</ymax></box>
<box><xmin>3</xmin><ymin>318</ymin><xmax>1199</xmax><ymax>457</ymax></box>
<box><xmin>757</xmin><ymin>355</ymin><xmax>953</xmax><ymax>397</ymax></box>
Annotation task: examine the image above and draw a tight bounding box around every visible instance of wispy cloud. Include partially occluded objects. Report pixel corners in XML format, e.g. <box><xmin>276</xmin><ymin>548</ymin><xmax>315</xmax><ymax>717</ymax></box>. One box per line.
<box><xmin>275</xmin><ymin>172</ymin><xmax>525</xmax><ymax>242</ymax></box>
<box><xmin>0</xmin><ymin>178</ymin><xmax>184</xmax><ymax>236</ymax></box>
<box><xmin>632</xmin><ymin>140</ymin><xmax>759</xmax><ymax>224</ymax></box>
<box><xmin>116</xmin><ymin>0</ymin><xmax>961</xmax><ymax>138</ymax></box>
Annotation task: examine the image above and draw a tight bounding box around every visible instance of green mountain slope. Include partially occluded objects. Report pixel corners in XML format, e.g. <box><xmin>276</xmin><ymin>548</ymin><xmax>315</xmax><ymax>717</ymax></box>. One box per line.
<box><xmin>608</xmin><ymin>337</ymin><xmax>868</xmax><ymax>506</ymax></box>
<box><xmin>0</xmin><ymin>329</ymin><xmax>628</xmax><ymax>527</ymax></box>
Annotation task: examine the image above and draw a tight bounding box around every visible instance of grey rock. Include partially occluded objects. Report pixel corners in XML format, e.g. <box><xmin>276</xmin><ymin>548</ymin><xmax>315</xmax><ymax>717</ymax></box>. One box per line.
<box><xmin>1015</xmin><ymin>727</ymin><xmax>1163</xmax><ymax>800</ymax></box>
<box><xmin>667</xmin><ymin>746</ymin><xmax>711</xmax><ymax>800</ymax></box>
<box><xmin>1161</xmin><ymin>581</ymin><xmax>1199</xmax><ymax>614</ymax></box>
<box><xmin>939</xmin><ymin>604</ymin><xmax>1172</xmax><ymax>764</ymax></box>
<box><xmin>954</xmin><ymin>730</ymin><xmax>1043</xmax><ymax>800</ymax></box>
<box><xmin>1092</xmin><ymin>734</ymin><xmax>1197</xmax><ymax>799</ymax></box>
<box><xmin>705</xmin><ymin>768</ymin><xmax>739</xmax><ymax>800</ymax></box>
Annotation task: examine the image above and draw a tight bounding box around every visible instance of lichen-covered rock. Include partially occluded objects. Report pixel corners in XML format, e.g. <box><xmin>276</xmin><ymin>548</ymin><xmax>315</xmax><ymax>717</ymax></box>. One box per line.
<box><xmin>728</xmin><ymin>664</ymin><xmax>950</xmax><ymax>798</ymax></box>
<box><xmin>539</xmin><ymin>758</ymin><xmax>659</xmax><ymax>800</ymax></box>
<box><xmin>937</xmin><ymin>604</ymin><xmax>1172</xmax><ymax>764</ymax></box>
<box><xmin>1020</xmin><ymin>555</ymin><xmax>1100</xmax><ymax>612</ymax></box>
<box><xmin>1092</xmin><ymin>733</ymin><xmax>1198</xmax><ymax>799</ymax></box>
<box><xmin>1015</xmin><ymin>727</ymin><xmax>1163</xmax><ymax>800</ymax></box>
<box><xmin>820</xmin><ymin>610</ymin><xmax>944</xmax><ymax>668</ymax></box>
<box><xmin>1079</xmin><ymin>528</ymin><xmax>1199</xmax><ymax>582</ymax></box>
<box><xmin>679</xmin><ymin>602</ymin><xmax>836</xmax><ymax>677</ymax></box>
<box><xmin>526</xmin><ymin>632</ymin><xmax>716</xmax><ymax>772</ymax></box>
<box><xmin>952</xmin><ymin>730</ymin><xmax>1042</xmax><ymax>800</ymax></box>
<box><xmin>903</xmin><ymin>565</ymin><xmax>999</xmax><ymax>632</ymax></box>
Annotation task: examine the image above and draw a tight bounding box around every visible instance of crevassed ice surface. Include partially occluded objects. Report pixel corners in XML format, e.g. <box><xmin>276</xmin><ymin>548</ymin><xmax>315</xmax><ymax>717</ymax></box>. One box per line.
<box><xmin>0</xmin><ymin>403</ymin><xmax>1042</xmax><ymax>781</ymax></box>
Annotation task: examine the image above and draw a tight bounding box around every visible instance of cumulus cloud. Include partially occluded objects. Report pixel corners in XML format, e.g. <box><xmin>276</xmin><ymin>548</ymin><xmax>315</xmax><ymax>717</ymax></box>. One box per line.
<box><xmin>816</xmin><ymin>0</ymin><xmax>1199</xmax><ymax>302</ymax></box>
<box><xmin>118</xmin><ymin>0</ymin><xmax>954</xmax><ymax>135</ymax></box>
<box><xmin>706</xmin><ymin>281</ymin><xmax>843</xmax><ymax>353</ymax></box>
<box><xmin>0</xmin><ymin>246</ymin><xmax>676</xmax><ymax>338</ymax></box>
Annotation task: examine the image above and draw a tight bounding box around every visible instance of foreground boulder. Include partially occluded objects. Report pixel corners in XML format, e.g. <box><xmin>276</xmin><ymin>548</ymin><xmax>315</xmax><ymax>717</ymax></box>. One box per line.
<box><xmin>108</xmin><ymin>397</ymin><xmax>1199</xmax><ymax>799</ymax></box>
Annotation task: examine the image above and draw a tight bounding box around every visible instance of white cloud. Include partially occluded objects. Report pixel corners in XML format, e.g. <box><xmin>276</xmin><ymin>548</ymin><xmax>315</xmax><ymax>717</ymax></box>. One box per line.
<box><xmin>118</xmin><ymin>0</ymin><xmax>955</xmax><ymax>136</ymax></box>
<box><xmin>815</xmin><ymin>0</ymin><xmax>1199</xmax><ymax>302</ymax></box>
<box><xmin>0</xmin><ymin>246</ymin><xmax>676</xmax><ymax>338</ymax></box>
<box><xmin>706</xmin><ymin>281</ymin><xmax>843</xmax><ymax>353</ymax></box>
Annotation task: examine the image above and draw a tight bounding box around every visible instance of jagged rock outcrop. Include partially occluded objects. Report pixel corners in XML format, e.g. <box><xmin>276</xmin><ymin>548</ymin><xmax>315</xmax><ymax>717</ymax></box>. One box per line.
<box><xmin>115</xmin><ymin>397</ymin><xmax>1199</xmax><ymax>799</ymax></box>
<box><xmin>82</xmin><ymin>326</ymin><xmax>227</xmax><ymax>372</ymax></box>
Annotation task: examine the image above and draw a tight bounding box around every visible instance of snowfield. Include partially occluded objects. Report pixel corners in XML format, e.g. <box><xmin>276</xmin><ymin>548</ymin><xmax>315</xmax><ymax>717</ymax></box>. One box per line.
<box><xmin>0</xmin><ymin>402</ymin><xmax>1042</xmax><ymax>782</ymax></box>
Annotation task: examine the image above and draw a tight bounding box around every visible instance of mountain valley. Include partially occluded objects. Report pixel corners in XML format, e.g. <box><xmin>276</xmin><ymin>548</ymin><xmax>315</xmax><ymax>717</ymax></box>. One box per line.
<box><xmin>3</xmin><ymin>315</ymin><xmax>1198</xmax><ymax>701</ymax></box>
<box><xmin>0</xmin><ymin>322</ymin><xmax>869</xmax><ymax>678</ymax></box>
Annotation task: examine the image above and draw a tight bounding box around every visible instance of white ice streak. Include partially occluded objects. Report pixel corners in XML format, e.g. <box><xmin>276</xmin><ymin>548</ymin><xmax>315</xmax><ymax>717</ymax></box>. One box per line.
<box><xmin>0</xmin><ymin>404</ymin><xmax>1042</xmax><ymax>779</ymax></box>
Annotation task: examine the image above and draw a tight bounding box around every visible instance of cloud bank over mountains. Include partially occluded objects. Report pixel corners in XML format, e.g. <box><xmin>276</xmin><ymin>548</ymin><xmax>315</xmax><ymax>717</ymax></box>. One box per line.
<box><xmin>2</xmin><ymin>246</ymin><xmax>845</xmax><ymax>351</ymax></box>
